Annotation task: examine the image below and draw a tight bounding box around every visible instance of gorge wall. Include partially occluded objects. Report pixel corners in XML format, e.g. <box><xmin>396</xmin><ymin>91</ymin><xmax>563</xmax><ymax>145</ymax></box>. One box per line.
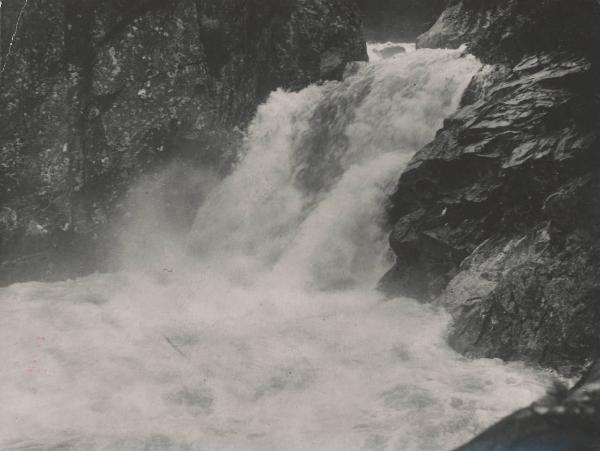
<box><xmin>383</xmin><ymin>0</ymin><xmax>600</xmax><ymax>376</ymax></box>
<box><xmin>357</xmin><ymin>0</ymin><xmax>447</xmax><ymax>42</ymax></box>
<box><xmin>0</xmin><ymin>0</ymin><xmax>366</xmax><ymax>285</ymax></box>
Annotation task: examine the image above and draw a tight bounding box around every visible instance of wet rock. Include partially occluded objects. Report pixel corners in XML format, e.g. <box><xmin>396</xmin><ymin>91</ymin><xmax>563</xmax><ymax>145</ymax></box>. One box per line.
<box><xmin>319</xmin><ymin>51</ymin><xmax>345</xmax><ymax>79</ymax></box>
<box><xmin>197</xmin><ymin>0</ymin><xmax>367</xmax><ymax>125</ymax></box>
<box><xmin>456</xmin><ymin>362</ymin><xmax>600</xmax><ymax>450</ymax></box>
<box><xmin>384</xmin><ymin>0</ymin><xmax>600</xmax><ymax>373</ymax></box>
<box><xmin>418</xmin><ymin>0</ymin><xmax>600</xmax><ymax>65</ymax></box>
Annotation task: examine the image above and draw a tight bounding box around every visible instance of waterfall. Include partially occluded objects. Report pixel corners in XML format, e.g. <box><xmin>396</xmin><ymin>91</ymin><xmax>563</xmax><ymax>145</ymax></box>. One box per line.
<box><xmin>0</xmin><ymin>46</ymin><xmax>552</xmax><ymax>451</ymax></box>
<box><xmin>188</xmin><ymin>46</ymin><xmax>477</xmax><ymax>288</ymax></box>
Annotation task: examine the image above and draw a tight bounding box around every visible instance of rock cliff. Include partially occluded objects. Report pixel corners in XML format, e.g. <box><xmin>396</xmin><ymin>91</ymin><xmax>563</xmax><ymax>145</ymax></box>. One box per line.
<box><xmin>357</xmin><ymin>0</ymin><xmax>447</xmax><ymax>42</ymax></box>
<box><xmin>383</xmin><ymin>0</ymin><xmax>600</xmax><ymax>375</ymax></box>
<box><xmin>0</xmin><ymin>0</ymin><xmax>366</xmax><ymax>284</ymax></box>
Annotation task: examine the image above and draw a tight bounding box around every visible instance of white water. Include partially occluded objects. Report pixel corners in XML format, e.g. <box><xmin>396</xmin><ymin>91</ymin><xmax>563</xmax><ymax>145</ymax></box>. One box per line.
<box><xmin>367</xmin><ymin>42</ymin><xmax>416</xmax><ymax>61</ymax></box>
<box><xmin>0</xmin><ymin>47</ymin><xmax>552</xmax><ymax>451</ymax></box>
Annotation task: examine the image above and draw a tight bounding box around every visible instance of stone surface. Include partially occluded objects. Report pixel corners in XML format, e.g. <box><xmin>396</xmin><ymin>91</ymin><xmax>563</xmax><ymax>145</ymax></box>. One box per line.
<box><xmin>0</xmin><ymin>0</ymin><xmax>366</xmax><ymax>285</ymax></box>
<box><xmin>456</xmin><ymin>362</ymin><xmax>600</xmax><ymax>450</ymax></box>
<box><xmin>418</xmin><ymin>0</ymin><xmax>600</xmax><ymax>64</ymax></box>
<box><xmin>383</xmin><ymin>0</ymin><xmax>600</xmax><ymax>374</ymax></box>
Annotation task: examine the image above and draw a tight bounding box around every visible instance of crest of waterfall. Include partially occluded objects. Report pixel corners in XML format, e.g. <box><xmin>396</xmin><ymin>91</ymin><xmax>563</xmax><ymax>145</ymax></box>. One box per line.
<box><xmin>188</xmin><ymin>47</ymin><xmax>479</xmax><ymax>289</ymax></box>
<box><xmin>0</xmin><ymin>46</ymin><xmax>555</xmax><ymax>451</ymax></box>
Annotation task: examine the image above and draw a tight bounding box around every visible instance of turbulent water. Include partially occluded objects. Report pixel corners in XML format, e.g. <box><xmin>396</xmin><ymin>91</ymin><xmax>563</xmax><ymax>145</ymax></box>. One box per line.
<box><xmin>0</xmin><ymin>46</ymin><xmax>552</xmax><ymax>451</ymax></box>
<box><xmin>366</xmin><ymin>42</ymin><xmax>416</xmax><ymax>61</ymax></box>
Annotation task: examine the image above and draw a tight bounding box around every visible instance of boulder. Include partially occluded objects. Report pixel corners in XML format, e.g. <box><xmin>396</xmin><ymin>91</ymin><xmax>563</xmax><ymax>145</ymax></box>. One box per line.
<box><xmin>456</xmin><ymin>362</ymin><xmax>600</xmax><ymax>450</ymax></box>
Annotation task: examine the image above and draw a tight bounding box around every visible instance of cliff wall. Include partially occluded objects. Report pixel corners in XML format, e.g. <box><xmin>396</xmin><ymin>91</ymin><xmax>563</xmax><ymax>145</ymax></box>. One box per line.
<box><xmin>0</xmin><ymin>0</ymin><xmax>366</xmax><ymax>284</ymax></box>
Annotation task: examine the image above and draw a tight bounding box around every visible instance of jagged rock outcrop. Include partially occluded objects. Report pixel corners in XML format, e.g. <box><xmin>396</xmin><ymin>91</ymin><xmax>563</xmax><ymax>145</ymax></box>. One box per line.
<box><xmin>357</xmin><ymin>0</ymin><xmax>447</xmax><ymax>42</ymax></box>
<box><xmin>456</xmin><ymin>362</ymin><xmax>600</xmax><ymax>450</ymax></box>
<box><xmin>383</xmin><ymin>0</ymin><xmax>600</xmax><ymax>375</ymax></box>
<box><xmin>0</xmin><ymin>0</ymin><xmax>366</xmax><ymax>285</ymax></box>
<box><xmin>418</xmin><ymin>0</ymin><xmax>600</xmax><ymax>64</ymax></box>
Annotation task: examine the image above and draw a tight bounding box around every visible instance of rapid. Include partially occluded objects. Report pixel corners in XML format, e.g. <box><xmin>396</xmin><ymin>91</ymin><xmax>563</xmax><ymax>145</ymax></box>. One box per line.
<box><xmin>0</xmin><ymin>45</ymin><xmax>553</xmax><ymax>451</ymax></box>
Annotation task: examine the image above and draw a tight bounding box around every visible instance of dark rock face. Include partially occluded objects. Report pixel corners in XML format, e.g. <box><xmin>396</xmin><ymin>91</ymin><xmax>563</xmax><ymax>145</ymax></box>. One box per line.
<box><xmin>418</xmin><ymin>0</ymin><xmax>600</xmax><ymax>64</ymax></box>
<box><xmin>0</xmin><ymin>0</ymin><xmax>366</xmax><ymax>285</ymax></box>
<box><xmin>456</xmin><ymin>362</ymin><xmax>600</xmax><ymax>450</ymax></box>
<box><xmin>357</xmin><ymin>0</ymin><xmax>447</xmax><ymax>42</ymax></box>
<box><xmin>199</xmin><ymin>0</ymin><xmax>367</xmax><ymax>125</ymax></box>
<box><xmin>384</xmin><ymin>0</ymin><xmax>600</xmax><ymax>374</ymax></box>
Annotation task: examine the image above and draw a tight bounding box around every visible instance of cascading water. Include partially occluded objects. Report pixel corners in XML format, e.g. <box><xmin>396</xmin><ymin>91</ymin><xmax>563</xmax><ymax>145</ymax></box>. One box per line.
<box><xmin>0</xmin><ymin>46</ymin><xmax>553</xmax><ymax>451</ymax></box>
